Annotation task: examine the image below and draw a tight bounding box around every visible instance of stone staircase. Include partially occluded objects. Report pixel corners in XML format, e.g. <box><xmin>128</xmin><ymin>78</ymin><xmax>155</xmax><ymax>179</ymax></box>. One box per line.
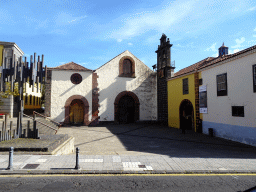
<box><xmin>1</xmin><ymin>113</ymin><xmax>61</xmax><ymax>138</ymax></box>
<box><xmin>35</xmin><ymin>116</ymin><xmax>60</xmax><ymax>135</ymax></box>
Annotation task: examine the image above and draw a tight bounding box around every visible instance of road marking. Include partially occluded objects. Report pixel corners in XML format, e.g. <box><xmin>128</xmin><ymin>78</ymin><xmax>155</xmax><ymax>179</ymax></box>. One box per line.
<box><xmin>80</xmin><ymin>159</ymin><xmax>103</xmax><ymax>163</ymax></box>
<box><xmin>36</xmin><ymin>159</ymin><xmax>47</xmax><ymax>163</ymax></box>
<box><xmin>0</xmin><ymin>173</ymin><xmax>256</xmax><ymax>178</ymax></box>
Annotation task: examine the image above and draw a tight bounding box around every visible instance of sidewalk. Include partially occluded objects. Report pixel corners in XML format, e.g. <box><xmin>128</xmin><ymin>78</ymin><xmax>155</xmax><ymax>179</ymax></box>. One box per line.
<box><xmin>0</xmin><ymin>153</ymin><xmax>256</xmax><ymax>174</ymax></box>
<box><xmin>1</xmin><ymin>123</ymin><xmax>256</xmax><ymax>174</ymax></box>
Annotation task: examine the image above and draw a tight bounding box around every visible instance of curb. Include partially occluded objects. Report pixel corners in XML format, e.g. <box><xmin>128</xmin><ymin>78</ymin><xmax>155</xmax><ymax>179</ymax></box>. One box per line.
<box><xmin>0</xmin><ymin>170</ymin><xmax>256</xmax><ymax>175</ymax></box>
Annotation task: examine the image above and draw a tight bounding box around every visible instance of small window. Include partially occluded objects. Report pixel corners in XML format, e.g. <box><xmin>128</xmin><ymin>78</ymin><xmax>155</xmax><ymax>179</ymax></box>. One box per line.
<box><xmin>71</xmin><ymin>73</ymin><xmax>82</xmax><ymax>84</ymax></box>
<box><xmin>232</xmin><ymin>106</ymin><xmax>244</xmax><ymax>117</ymax></box>
<box><xmin>217</xmin><ymin>73</ymin><xmax>227</xmax><ymax>96</ymax></box>
<box><xmin>199</xmin><ymin>79</ymin><xmax>203</xmax><ymax>85</ymax></box>
<box><xmin>183</xmin><ymin>78</ymin><xmax>189</xmax><ymax>95</ymax></box>
<box><xmin>119</xmin><ymin>57</ymin><xmax>135</xmax><ymax>78</ymax></box>
<box><xmin>253</xmin><ymin>64</ymin><xmax>256</xmax><ymax>92</ymax></box>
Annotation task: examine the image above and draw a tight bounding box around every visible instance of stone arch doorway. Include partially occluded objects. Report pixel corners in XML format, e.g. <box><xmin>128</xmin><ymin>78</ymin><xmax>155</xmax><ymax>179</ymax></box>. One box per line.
<box><xmin>179</xmin><ymin>99</ymin><xmax>194</xmax><ymax>131</ymax></box>
<box><xmin>64</xmin><ymin>95</ymin><xmax>89</xmax><ymax>125</ymax></box>
<box><xmin>114</xmin><ymin>91</ymin><xmax>140</xmax><ymax>124</ymax></box>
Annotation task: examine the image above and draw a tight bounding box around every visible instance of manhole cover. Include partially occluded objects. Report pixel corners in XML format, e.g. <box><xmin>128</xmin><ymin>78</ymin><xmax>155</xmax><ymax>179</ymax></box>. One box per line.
<box><xmin>138</xmin><ymin>165</ymin><xmax>146</xmax><ymax>168</ymax></box>
<box><xmin>23</xmin><ymin>164</ymin><xmax>40</xmax><ymax>169</ymax></box>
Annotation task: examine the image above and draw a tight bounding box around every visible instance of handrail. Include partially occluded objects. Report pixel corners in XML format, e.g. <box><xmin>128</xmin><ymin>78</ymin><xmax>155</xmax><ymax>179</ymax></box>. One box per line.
<box><xmin>33</xmin><ymin>111</ymin><xmax>61</xmax><ymax>127</ymax></box>
<box><xmin>23</xmin><ymin>113</ymin><xmax>58</xmax><ymax>133</ymax></box>
<box><xmin>23</xmin><ymin>113</ymin><xmax>34</xmax><ymax>120</ymax></box>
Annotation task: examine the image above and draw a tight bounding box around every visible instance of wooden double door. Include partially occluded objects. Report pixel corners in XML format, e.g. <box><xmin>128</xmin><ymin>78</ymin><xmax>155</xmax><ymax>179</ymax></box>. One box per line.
<box><xmin>70</xmin><ymin>99</ymin><xmax>84</xmax><ymax>124</ymax></box>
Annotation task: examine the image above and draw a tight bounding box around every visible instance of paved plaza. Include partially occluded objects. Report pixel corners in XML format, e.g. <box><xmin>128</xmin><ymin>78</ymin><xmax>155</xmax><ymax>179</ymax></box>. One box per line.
<box><xmin>0</xmin><ymin>123</ymin><xmax>256</xmax><ymax>174</ymax></box>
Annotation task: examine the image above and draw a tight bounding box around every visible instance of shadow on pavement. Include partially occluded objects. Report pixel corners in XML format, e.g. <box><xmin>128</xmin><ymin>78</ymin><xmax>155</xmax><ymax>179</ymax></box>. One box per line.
<box><xmin>84</xmin><ymin>123</ymin><xmax>256</xmax><ymax>159</ymax></box>
<box><xmin>58</xmin><ymin>123</ymin><xmax>256</xmax><ymax>158</ymax></box>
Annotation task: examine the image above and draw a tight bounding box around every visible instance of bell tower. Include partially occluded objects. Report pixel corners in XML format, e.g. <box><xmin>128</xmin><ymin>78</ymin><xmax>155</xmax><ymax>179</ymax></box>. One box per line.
<box><xmin>155</xmin><ymin>34</ymin><xmax>175</xmax><ymax>125</ymax></box>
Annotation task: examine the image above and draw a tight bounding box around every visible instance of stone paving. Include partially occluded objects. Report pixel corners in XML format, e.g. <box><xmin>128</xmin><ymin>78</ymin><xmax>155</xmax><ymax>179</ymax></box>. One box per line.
<box><xmin>0</xmin><ymin>154</ymin><xmax>256</xmax><ymax>173</ymax></box>
<box><xmin>0</xmin><ymin>123</ymin><xmax>256</xmax><ymax>174</ymax></box>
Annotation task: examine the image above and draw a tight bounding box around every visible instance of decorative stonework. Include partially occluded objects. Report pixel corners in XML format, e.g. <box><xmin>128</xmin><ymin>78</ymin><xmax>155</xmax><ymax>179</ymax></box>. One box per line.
<box><xmin>91</xmin><ymin>72</ymin><xmax>99</xmax><ymax>125</ymax></box>
<box><xmin>194</xmin><ymin>72</ymin><xmax>201</xmax><ymax>133</ymax></box>
<box><xmin>64</xmin><ymin>95</ymin><xmax>89</xmax><ymax>125</ymax></box>
<box><xmin>156</xmin><ymin>34</ymin><xmax>174</xmax><ymax>125</ymax></box>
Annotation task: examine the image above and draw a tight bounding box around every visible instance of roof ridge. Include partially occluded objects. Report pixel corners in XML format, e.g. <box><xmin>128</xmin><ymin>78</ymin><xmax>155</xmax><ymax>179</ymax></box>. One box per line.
<box><xmin>54</xmin><ymin>61</ymin><xmax>92</xmax><ymax>71</ymax></box>
<box><xmin>198</xmin><ymin>44</ymin><xmax>256</xmax><ymax>70</ymax></box>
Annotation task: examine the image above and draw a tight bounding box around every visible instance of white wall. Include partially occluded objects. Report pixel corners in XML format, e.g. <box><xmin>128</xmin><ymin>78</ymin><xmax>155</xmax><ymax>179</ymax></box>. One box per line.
<box><xmin>201</xmin><ymin>51</ymin><xmax>256</xmax><ymax>146</ymax></box>
<box><xmin>96</xmin><ymin>50</ymin><xmax>157</xmax><ymax>121</ymax></box>
<box><xmin>50</xmin><ymin>70</ymin><xmax>92</xmax><ymax>122</ymax></box>
<box><xmin>201</xmin><ymin>52</ymin><xmax>256</xmax><ymax>127</ymax></box>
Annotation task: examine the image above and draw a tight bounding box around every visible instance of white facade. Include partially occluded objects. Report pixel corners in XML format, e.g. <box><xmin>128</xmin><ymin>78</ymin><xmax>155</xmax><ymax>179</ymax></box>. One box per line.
<box><xmin>50</xmin><ymin>70</ymin><xmax>93</xmax><ymax>122</ymax></box>
<box><xmin>200</xmin><ymin>49</ymin><xmax>256</xmax><ymax>146</ymax></box>
<box><xmin>48</xmin><ymin>50</ymin><xmax>157</xmax><ymax>124</ymax></box>
<box><xmin>96</xmin><ymin>50</ymin><xmax>157</xmax><ymax>122</ymax></box>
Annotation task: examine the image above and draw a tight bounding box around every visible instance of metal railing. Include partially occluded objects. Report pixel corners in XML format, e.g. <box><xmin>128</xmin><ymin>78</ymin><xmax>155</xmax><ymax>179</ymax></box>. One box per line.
<box><xmin>33</xmin><ymin>111</ymin><xmax>61</xmax><ymax>128</ymax></box>
<box><xmin>23</xmin><ymin>113</ymin><xmax>58</xmax><ymax>134</ymax></box>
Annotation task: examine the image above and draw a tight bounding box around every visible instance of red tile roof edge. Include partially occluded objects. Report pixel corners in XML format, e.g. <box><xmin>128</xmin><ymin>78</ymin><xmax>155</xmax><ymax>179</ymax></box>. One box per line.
<box><xmin>51</xmin><ymin>62</ymin><xmax>92</xmax><ymax>71</ymax></box>
<box><xmin>198</xmin><ymin>44</ymin><xmax>256</xmax><ymax>70</ymax></box>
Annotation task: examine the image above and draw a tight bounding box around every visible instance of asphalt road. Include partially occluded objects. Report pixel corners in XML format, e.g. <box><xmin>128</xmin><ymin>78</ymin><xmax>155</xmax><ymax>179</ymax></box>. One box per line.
<box><xmin>0</xmin><ymin>174</ymin><xmax>256</xmax><ymax>192</ymax></box>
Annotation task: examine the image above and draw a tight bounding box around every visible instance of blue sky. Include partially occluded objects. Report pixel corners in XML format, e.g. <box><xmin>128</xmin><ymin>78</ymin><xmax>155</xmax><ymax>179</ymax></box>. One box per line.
<box><xmin>1</xmin><ymin>0</ymin><xmax>256</xmax><ymax>72</ymax></box>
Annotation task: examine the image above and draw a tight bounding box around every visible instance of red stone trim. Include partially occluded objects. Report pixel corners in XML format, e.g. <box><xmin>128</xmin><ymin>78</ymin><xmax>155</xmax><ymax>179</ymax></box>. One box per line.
<box><xmin>194</xmin><ymin>72</ymin><xmax>200</xmax><ymax>132</ymax></box>
<box><xmin>91</xmin><ymin>72</ymin><xmax>99</xmax><ymax>125</ymax></box>
<box><xmin>64</xmin><ymin>95</ymin><xmax>89</xmax><ymax>125</ymax></box>
<box><xmin>114</xmin><ymin>91</ymin><xmax>140</xmax><ymax>123</ymax></box>
<box><xmin>119</xmin><ymin>56</ymin><xmax>135</xmax><ymax>77</ymax></box>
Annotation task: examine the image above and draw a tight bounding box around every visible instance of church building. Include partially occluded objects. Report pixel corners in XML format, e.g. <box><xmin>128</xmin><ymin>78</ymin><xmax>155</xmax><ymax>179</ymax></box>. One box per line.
<box><xmin>44</xmin><ymin>50</ymin><xmax>157</xmax><ymax>125</ymax></box>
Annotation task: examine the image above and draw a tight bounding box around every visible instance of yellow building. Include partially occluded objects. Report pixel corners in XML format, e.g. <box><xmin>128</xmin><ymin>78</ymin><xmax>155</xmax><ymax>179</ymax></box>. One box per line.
<box><xmin>167</xmin><ymin>57</ymin><xmax>214</xmax><ymax>132</ymax></box>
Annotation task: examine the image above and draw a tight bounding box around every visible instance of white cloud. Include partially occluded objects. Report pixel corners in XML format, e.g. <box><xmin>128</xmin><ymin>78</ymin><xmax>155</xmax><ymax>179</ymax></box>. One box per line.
<box><xmin>117</xmin><ymin>39</ymin><xmax>122</xmax><ymax>42</ymax></box>
<box><xmin>233</xmin><ymin>49</ymin><xmax>240</xmax><ymax>53</ymax></box>
<box><xmin>128</xmin><ymin>42</ymin><xmax>133</xmax><ymax>46</ymax></box>
<box><xmin>205</xmin><ymin>43</ymin><xmax>217</xmax><ymax>52</ymax></box>
<box><xmin>110</xmin><ymin>1</ymin><xmax>195</xmax><ymax>40</ymax></box>
<box><xmin>79</xmin><ymin>62</ymin><xmax>90</xmax><ymax>66</ymax></box>
<box><xmin>231</xmin><ymin>37</ymin><xmax>245</xmax><ymax>48</ymax></box>
<box><xmin>248</xmin><ymin>6</ymin><xmax>256</xmax><ymax>11</ymax></box>
<box><xmin>55</xmin><ymin>12</ymin><xmax>86</xmax><ymax>26</ymax></box>
<box><xmin>254</xmin><ymin>27</ymin><xmax>256</xmax><ymax>31</ymax></box>
<box><xmin>212</xmin><ymin>53</ymin><xmax>218</xmax><ymax>57</ymax></box>
<box><xmin>108</xmin><ymin>0</ymin><xmax>252</xmax><ymax>41</ymax></box>
<box><xmin>253</xmin><ymin>35</ymin><xmax>256</xmax><ymax>37</ymax></box>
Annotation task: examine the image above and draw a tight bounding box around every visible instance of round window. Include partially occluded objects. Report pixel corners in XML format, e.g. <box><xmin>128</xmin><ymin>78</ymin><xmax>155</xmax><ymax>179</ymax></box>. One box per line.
<box><xmin>70</xmin><ymin>73</ymin><xmax>82</xmax><ymax>84</ymax></box>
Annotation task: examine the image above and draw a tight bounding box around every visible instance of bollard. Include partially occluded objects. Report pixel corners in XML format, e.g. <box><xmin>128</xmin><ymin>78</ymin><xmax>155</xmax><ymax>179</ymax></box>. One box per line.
<box><xmin>208</xmin><ymin>128</ymin><xmax>214</xmax><ymax>137</ymax></box>
<box><xmin>75</xmin><ymin>147</ymin><xmax>80</xmax><ymax>170</ymax></box>
<box><xmin>7</xmin><ymin>147</ymin><xmax>14</xmax><ymax>171</ymax></box>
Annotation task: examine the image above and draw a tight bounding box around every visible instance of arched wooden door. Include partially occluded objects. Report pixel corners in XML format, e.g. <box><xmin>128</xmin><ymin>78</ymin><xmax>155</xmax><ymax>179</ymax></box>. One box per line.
<box><xmin>70</xmin><ymin>99</ymin><xmax>84</xmax><ymax>124</ymax></box>
<box><xmin>179</xmin><ymin>99</ymin><xmax>194</xmax><ymax>131</ymax></box>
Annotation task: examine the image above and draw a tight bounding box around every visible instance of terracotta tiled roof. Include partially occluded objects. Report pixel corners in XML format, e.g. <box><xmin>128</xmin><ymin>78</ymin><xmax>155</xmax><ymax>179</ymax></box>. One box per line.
<box><xmin>173</xmin><ymin>57</ymin><xmax>215</xmax><ymax>77</ymax></box>
<box><xmin>53</xmin><ymin>62</ymin><xmax>92</xmax><ymax>71</ymax></box>
<box><xmin>199</xmin><ymin>44</ymin><xmax>256</xmax><ymax>70</ymax></box>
